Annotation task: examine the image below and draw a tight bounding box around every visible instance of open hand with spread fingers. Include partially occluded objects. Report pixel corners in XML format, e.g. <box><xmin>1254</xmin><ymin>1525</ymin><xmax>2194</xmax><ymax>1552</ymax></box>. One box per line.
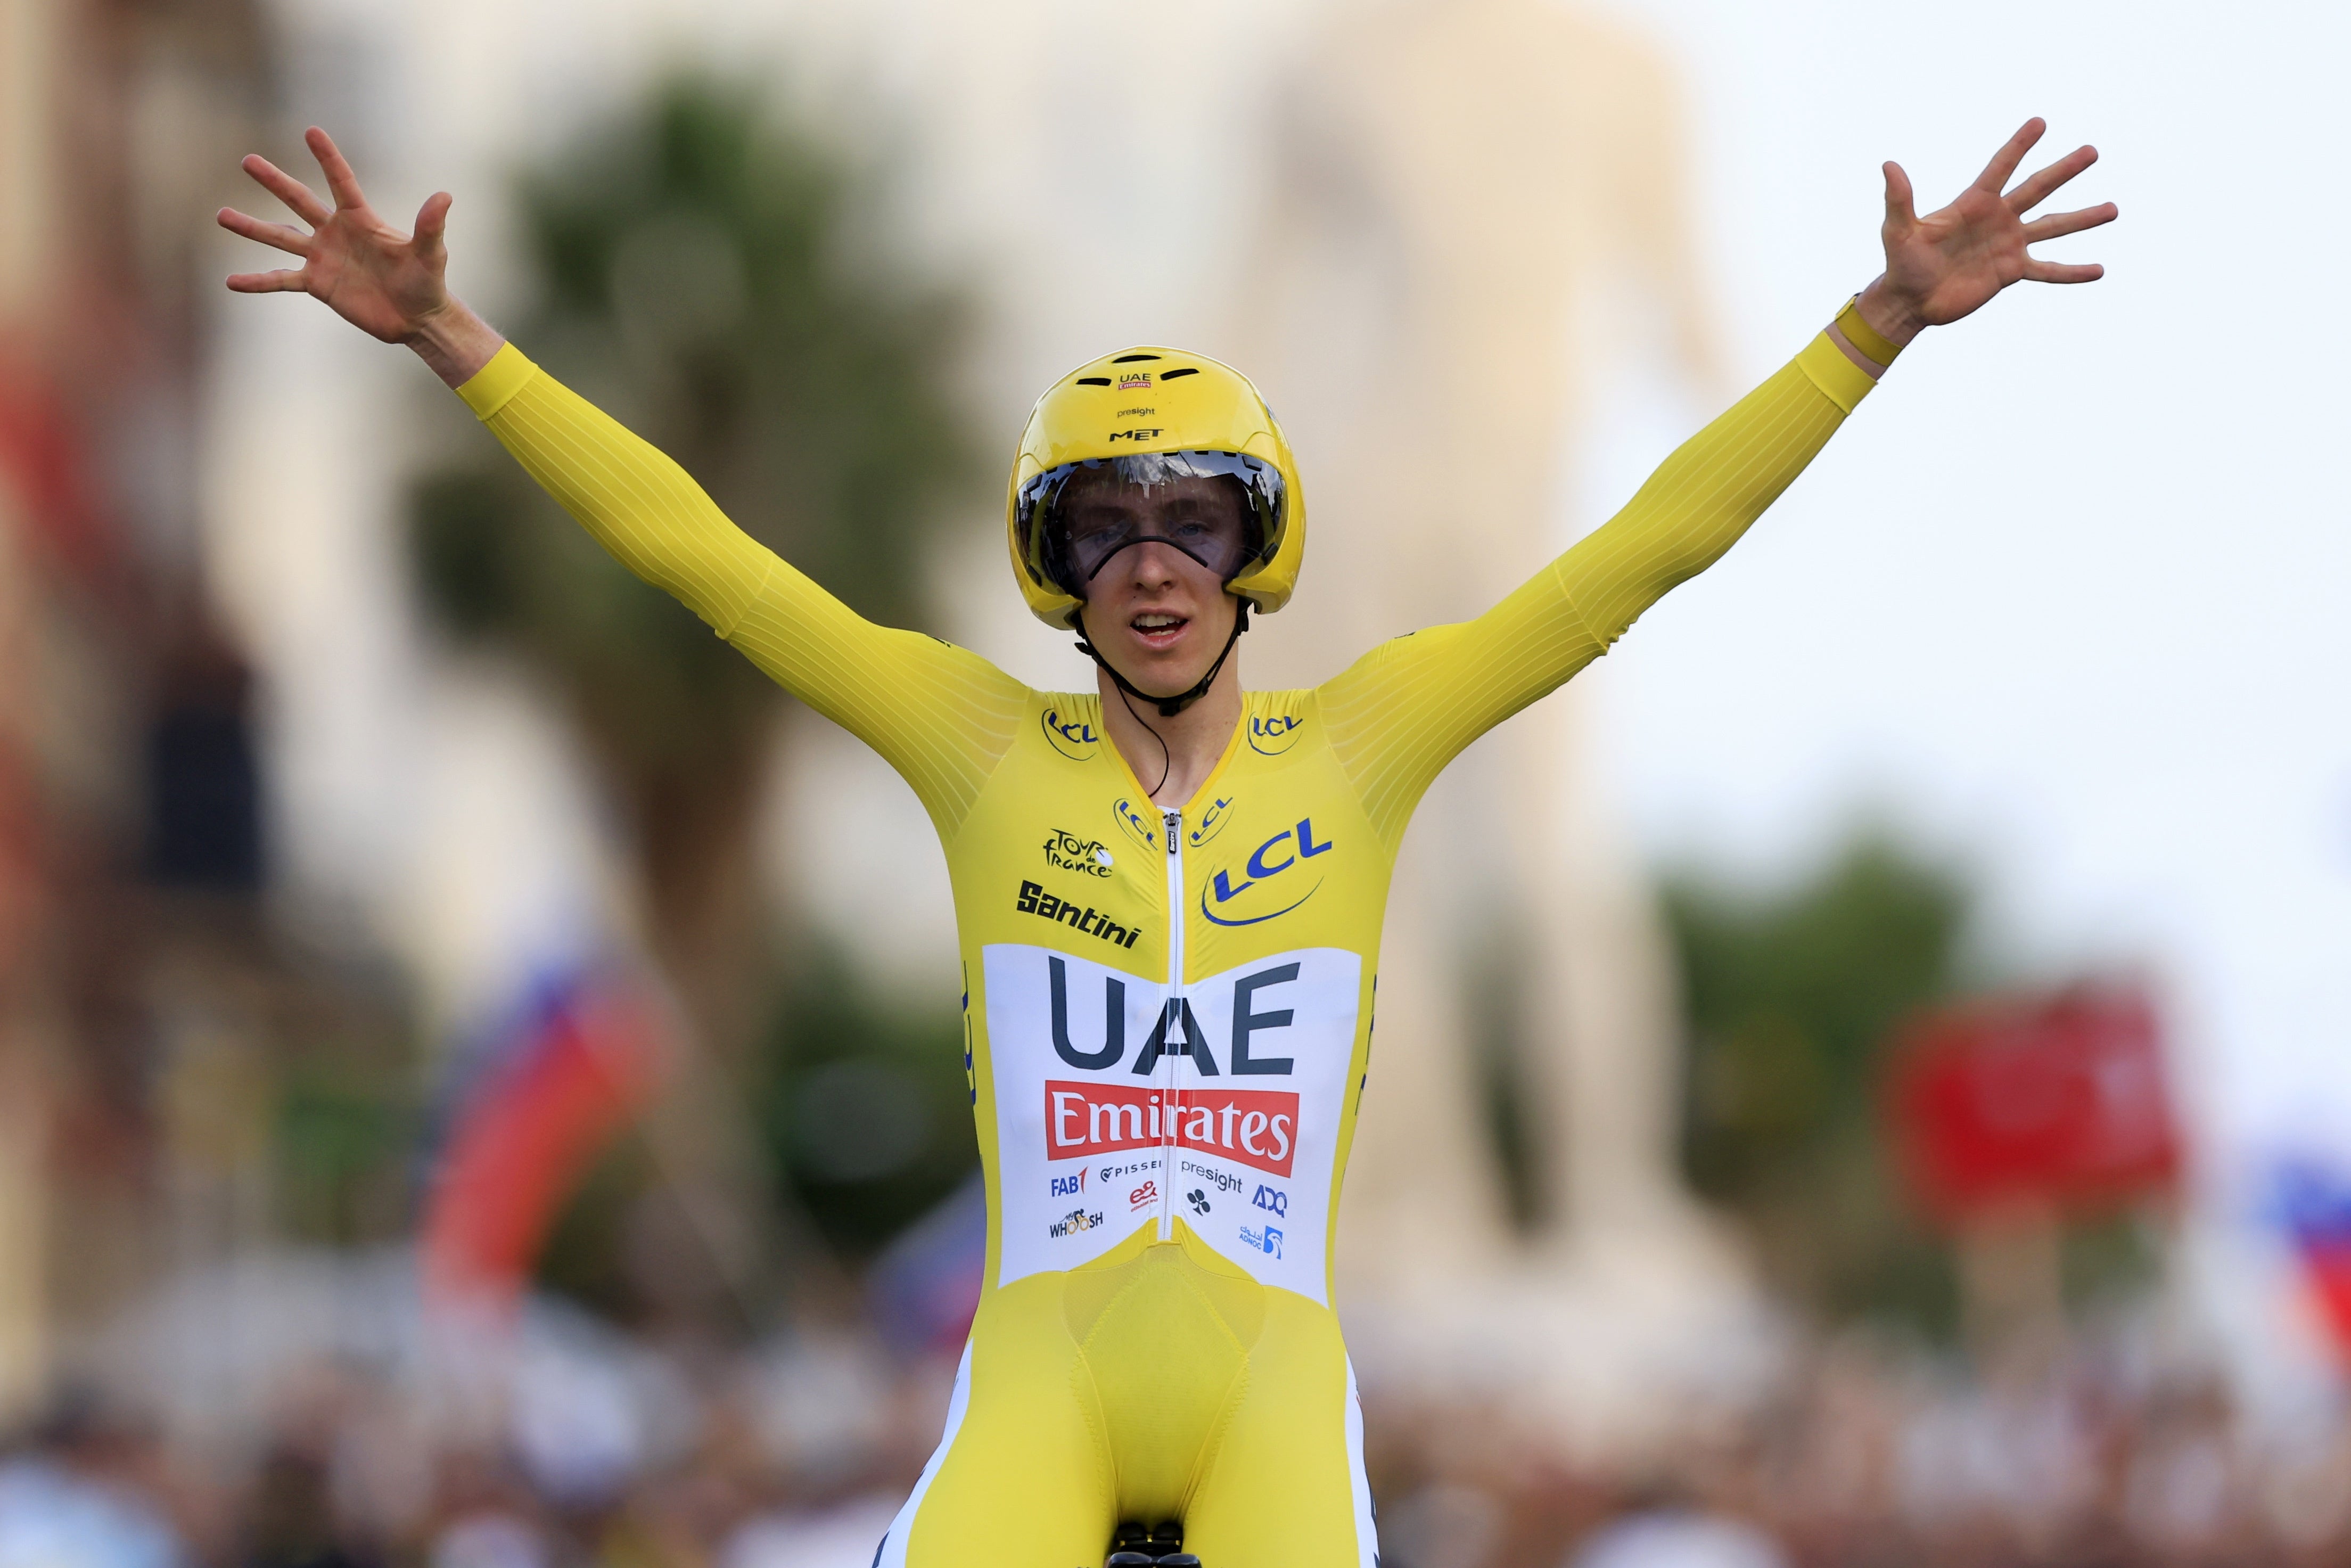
<box><xmin>218</xmin><ymin>126</ymin><xmax>504</xmax><ymax>387</ymax></box>
<box><xmin>1854</xmin><ymin>117</ymin><xmax>2117</xmax><ymax>349</ymax></box>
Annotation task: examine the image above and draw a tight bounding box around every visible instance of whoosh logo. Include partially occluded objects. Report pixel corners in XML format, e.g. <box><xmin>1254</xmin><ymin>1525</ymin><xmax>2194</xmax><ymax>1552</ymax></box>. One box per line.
<box><xmin>1045</xmin><ymin>1080</ymin><xmax>1298</xmax><ymax>1177</ymax></box>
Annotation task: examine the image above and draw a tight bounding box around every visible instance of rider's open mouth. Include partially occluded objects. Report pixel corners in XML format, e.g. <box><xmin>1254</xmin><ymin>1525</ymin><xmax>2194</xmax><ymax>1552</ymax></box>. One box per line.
<box><xmin>1130</xmin><ymin>612</ymin><xmax>1188</xmax><ymax>644</ymax></box>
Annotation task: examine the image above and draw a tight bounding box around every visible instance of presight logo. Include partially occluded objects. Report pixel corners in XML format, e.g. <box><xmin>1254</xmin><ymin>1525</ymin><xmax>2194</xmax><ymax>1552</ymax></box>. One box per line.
<box><xmin>1181</xmin><ymin>1159</ymin><xmax>1242</xmax><ymax>1196</ymax></box>
<box><xmin>1112</xmin><ymin>796</ymin><xmax>1161</xmax><ymax>852</ymax></box>
<box><xmin>1041</xmin><ymin>705</ymin><xmax>1098</xmax><ymax>760</ymax></box>
<box><xmin>1045</xmin><ymin>828</ymin><xmax>1113</xmax><ymax>878</ymax></box>
<box><xmin>1202</xmin><ymin>818</ymin><xmax>1334</xmax><ymax>927</ymax></box>
<box><xmin>1247</xmin><ymin>711</ymin><xmax>1304</xmax><ymax>756</ymax></box>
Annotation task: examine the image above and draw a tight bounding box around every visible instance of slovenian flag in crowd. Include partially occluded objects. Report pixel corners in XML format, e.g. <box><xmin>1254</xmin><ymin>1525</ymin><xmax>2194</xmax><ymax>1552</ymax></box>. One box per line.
<box><xmin>420</xmin><ymin>959</ymin><xmax>670</xmax><ymax>1312</ymax></box>
<box><xmin>2272</xmin><ymin>1157</ymin><xmax>2351</xmax><ymax>1358</ymax></box>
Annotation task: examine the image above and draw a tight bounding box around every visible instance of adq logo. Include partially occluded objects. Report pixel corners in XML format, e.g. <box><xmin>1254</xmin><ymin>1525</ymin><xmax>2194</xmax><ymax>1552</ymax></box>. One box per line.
<box><xmin>1202</xmin><ymin>818</ymin><xmax>1334</xmax><ymax>927</ymax></box>
<box><xmin>1041</xmin><ymin>706</ymin><xmax>1098</xmax><ymax>761</ymax></box>
<box><xmin>1247</xmin><ymin>711</ymin><xmax>1304</xmax><ymax>757</ymax></box>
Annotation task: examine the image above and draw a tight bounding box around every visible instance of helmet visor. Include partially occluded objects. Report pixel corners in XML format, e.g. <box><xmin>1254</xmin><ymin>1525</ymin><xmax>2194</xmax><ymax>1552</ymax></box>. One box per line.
<box><xmin>1017</xmin><ymin>450</ymin><xmax>1282</xmax><ymax>597</ymax></box>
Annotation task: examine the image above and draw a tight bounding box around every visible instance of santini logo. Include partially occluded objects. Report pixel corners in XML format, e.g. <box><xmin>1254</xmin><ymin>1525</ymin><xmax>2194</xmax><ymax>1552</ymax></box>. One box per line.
<box><xmin>1017</xmin><ymin>882</ymin><xmax>1141</xmax><ymax>949</ymax></box>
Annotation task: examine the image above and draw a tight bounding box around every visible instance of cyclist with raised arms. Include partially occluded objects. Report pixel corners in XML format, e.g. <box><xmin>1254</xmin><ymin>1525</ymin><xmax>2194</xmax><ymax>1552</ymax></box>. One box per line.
<box><xmin>221</xmin><ymin>116</ymin><xmax>2114</xmax><ymax>1568</ymax></box>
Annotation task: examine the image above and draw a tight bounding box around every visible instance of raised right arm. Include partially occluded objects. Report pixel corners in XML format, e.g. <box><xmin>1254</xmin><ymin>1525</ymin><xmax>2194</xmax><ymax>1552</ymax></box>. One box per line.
<box><xmin>218</xmin><ymin>126</ymin><xmax>1026</xmax><ymax>839</ymax></box>
<box><xmin>457</xmin><ymin>346</ymin><xmax>1026</xmax><ymax>837</ymax></box>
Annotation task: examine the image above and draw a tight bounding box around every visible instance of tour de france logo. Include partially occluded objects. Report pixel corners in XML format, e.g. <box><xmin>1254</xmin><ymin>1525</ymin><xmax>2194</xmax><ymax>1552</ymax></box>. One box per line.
<box><xmin>1045</xmin><ymin>828</ymin><xmax>1114</xmax><ymax>878</ymax></box>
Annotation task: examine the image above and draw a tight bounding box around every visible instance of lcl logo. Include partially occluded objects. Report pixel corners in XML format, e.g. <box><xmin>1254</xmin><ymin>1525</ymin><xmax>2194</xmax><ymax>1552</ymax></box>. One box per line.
<box><xmin>1202</xmin><ymin>819</ymin><xmax>1333</xmax><ymax>927</ymax></box>
<box><xmin>1247</xmin><ymin>712</ymin><xmax>1303</xmax><ymax>756</ymax></box>
<box><xmin>1041</xmin><ymin>705</ymin><xmax>1098</xmax><ymax>760</ymax></box>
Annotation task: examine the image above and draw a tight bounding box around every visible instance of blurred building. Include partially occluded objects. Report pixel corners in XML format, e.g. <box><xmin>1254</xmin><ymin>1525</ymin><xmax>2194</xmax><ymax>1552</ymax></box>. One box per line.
<box><xmin>0</xmin><ymin>0</ymin><xmax>425</xmax><ymax>1424</ymax></box>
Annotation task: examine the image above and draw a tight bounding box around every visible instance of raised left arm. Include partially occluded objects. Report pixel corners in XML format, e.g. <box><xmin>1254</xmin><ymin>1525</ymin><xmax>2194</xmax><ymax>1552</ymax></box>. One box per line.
<box><xmin>1318</xmin><ymin>120</ymin><xmax>2115</xmax><ymax>844</ymax></box>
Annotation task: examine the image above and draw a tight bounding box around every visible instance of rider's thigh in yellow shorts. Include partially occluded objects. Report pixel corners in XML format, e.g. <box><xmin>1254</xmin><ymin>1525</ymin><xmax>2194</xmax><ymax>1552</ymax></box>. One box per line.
<box><xmin>873</xmin><ymin>1225</ymin><xmax>1378</xmax><ymax>1568</ymax></box>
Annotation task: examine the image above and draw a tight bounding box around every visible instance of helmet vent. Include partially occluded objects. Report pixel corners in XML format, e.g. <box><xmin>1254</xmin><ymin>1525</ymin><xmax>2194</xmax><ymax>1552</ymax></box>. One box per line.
<box><xmin>1075</xmin><ymin>376</ymin><xmax>1112</xmax><ymax>386</ymax></box>
<box><xmin>1159</xmin><ymin>368</ymin><xmax>1199</xmax><ymax>381</ymax></box>
<box><xmin>1111</xmin><ymin>354</ymin><xmax>1161</xmax><ymax>364</ymax></box>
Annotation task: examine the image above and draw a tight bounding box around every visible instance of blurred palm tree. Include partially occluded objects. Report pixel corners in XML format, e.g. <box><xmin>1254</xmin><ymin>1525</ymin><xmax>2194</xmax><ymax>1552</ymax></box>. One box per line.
<box><xmin>1665</xmin><ymin>830</ymin><xmax>1976</xmax><ymax>1334</ymax></box>
<box><xmin>409</xmin><ymin>73</ymin><xmax>977</xmax><ymax>1316</ymax></box>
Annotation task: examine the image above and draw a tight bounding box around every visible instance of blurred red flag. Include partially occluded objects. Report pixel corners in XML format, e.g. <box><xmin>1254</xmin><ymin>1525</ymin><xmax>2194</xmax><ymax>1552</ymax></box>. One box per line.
<box><xmin>1887</xmin><ymin>988</ymin><xmax>2181</xmax><ymax>1226</ymax></box>
<box><xmin>421</xmin><ymin>973</ymin><xmax>668</xmax><ymax>1313</ymax></box>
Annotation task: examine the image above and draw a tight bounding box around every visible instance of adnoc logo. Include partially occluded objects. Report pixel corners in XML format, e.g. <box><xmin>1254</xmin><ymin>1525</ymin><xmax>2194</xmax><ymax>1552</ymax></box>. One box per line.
<box><xmin>1247</xmin><ymin>711</ymin><xmax>1304</xmax><ymax>757</ymax></box>
<box><xmin>1041</xmin><ymin>706</ymin><xmax>1099</xmax><ymax>760</ymax></box>
<box><xmin>1201</xmin><ymin>818</ymin><xmax>1334</xmax><ymax>927</ymax></box>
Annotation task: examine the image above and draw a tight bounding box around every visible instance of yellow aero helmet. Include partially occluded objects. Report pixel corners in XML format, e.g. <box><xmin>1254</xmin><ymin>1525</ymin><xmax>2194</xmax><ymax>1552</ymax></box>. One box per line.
<box><xmin>1006</xmin><ymin>346</ymin><xmax>1305</xmax><ymax>630</ymax></box>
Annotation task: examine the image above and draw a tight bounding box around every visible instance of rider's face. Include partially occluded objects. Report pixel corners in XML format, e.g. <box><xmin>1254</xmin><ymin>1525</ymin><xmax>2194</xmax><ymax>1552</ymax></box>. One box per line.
<box><xmin>1063</xmin><ymin>470</ymin><xmax>1245</xmax><ymax>699</ymax></box>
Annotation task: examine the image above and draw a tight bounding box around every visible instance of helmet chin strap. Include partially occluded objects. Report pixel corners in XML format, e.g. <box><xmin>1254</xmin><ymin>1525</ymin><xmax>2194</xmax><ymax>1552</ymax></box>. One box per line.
<box><xmin>1074</xmin><ymin>598</ymin><xmax>1250</xmax><ymax>718</ymax></box>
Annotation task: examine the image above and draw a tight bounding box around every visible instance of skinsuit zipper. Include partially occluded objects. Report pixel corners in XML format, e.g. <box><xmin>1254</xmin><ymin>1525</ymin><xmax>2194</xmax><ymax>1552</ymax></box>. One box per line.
<box><xmin>1161</xmin><ymin>808</ymin><xmax>1182</xmax><ymax>1241</ymax></box>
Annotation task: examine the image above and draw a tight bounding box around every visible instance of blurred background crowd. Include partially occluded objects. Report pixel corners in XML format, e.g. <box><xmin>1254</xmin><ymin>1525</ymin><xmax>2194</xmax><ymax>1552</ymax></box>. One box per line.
<box><xmin>0</xmin><ymin>0</ymin><xmax>2346</xmax><ymax>1565</ymax></box>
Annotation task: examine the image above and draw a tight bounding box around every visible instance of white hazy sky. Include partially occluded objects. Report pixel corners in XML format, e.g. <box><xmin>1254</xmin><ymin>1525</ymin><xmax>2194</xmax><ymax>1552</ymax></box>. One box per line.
<box><xmin>1556</xmin><ymin>0</ymin><xmax>2351</xmax><ymax>1191</ymax></box>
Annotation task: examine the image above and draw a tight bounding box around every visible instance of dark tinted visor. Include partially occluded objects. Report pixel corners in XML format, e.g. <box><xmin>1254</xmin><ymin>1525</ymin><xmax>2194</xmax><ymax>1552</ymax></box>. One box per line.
<box><xmin>1017</xmin><ymin>450</ymin><xmax>1282</xmax><ymax>597</ymax></box>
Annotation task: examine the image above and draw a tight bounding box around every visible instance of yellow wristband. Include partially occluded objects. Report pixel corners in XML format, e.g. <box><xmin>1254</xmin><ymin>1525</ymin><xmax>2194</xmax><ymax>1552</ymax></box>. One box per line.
<box><xmin>1834</xmin><ymin>295</ymin><xmax>1903</xmax><ymax>369</ymax></box>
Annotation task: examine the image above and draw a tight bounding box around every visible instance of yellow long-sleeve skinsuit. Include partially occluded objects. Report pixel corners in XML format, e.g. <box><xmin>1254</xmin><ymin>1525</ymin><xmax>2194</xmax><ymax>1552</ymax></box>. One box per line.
<box><xmin>455</xmin><ymin>302</ymin><xmax>1897</xmax><ymax>1568</ymax></box>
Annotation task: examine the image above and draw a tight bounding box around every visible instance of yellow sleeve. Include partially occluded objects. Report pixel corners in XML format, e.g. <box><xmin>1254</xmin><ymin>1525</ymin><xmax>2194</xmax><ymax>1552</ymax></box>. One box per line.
<box><xmin>1318</xmin><ymin>318</ymin><xmax>1888</xmax><ymax>847</ymax></box>
<box><xmin>456</xmin><ymin>343</ymin><xmax>1027</xmax><ymax>838</ymax></box>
